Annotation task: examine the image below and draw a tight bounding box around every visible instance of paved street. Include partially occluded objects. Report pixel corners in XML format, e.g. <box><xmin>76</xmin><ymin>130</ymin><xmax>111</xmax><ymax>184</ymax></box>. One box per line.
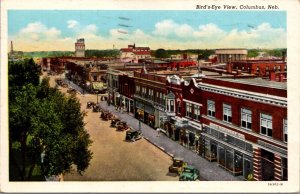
<box><xmin>100</xmin><ymin>102</ymin><xmax>244</xmax><ymax>181</ymax></box>
<box><xmin>46</xmin><ymin>74</ymin><xmax>178</xmax><ymax>181</ymax></box>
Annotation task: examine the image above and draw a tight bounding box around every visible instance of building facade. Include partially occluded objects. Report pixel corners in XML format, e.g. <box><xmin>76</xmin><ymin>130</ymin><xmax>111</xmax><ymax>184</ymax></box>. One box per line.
<box><xmin>75</xmin><ymin>38</ymin><xmax>85</xmax><ymax>57</ymax></box>
<box><xmin>198</xmin><ymin>77</ymin><xmax>287</xmax><ymax>180</ymax></box>
<box><xmin>118</xmin><ymin>73</ymin><xmax>135</xmax><ymax>115</ymax></box>
<box><xmin>133</xmin><ymin>71</ymin><xmax>167</xmax><ymax>128</ymax></box>
<box><xmin>215</xmin><ymin>49</ymin><xmax>248</xmax><ymax>63</ymax></box>
<box><xmin>120</xmin><ymin>44</ymin><xmax>151</xmax><ymax>63</ymax></box>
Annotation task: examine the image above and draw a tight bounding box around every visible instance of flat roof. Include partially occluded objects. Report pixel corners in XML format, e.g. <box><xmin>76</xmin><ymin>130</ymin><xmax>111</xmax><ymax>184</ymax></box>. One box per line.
<box><xmin>210</xmin><ymin>77</ymin><xmax>287</xmax><ymax>90</ymax></box>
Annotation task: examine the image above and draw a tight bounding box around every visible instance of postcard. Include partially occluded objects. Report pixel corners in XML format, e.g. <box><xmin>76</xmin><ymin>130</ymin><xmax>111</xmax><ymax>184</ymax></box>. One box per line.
<box><xmin>1</xmin><ymin>0</ymin><xmax>299</xmax><ymax>193</ymax></box>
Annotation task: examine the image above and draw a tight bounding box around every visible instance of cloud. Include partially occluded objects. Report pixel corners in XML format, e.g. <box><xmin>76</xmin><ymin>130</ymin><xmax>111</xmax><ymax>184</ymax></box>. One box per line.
<box><xmin>67</xmin><ymin>20</ymin><xmax>79</xmax><ymax>29</ymax></box>
<box><xmin>153</xmin><ymin>19</ymin><xmax>178</xmax><ymax>36</ymax></box>
<box><xmin>10</xmin><ymin>20</ymin><xmax>286</xmax><ymax>51</ymax></box>
<box><xmin>18</xmin><ymin>22</ymin><xmax>61</xmax><ymax>42</ymax></box>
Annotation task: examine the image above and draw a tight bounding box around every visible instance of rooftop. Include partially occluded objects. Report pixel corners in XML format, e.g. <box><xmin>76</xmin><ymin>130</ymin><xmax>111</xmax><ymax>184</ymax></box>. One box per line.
<box><xmin>209</xmin><ymin>77</ymin><xmax>287</xmax><ymax>90</ymax></box>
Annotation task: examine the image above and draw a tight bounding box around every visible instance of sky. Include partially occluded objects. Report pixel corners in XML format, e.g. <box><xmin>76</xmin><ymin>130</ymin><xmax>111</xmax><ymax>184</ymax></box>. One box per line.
<box><xmin>8</xmin><ymin>10</ymin><xmax>287</xmax><ymax>51</ymax></box>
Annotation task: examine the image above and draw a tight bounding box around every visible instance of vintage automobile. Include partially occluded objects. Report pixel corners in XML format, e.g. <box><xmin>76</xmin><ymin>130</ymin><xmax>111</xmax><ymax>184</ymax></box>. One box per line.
<box><xmin>110</xmin><ymin>118</ymin><xmax>120</xmax><ymax>127</ymax></box>
<box><xmin>67</xmin><ymin>88</ymin><xmax>77</xmax><ymax>94</ymax></box>
<box><xmin>93</xmin><ymin>104</ymin><xmax>102</xmax><ymax>112</ymax></box>
<box><xmin>125</xmin><ymin>129</ymin><xmax>142</xmax><ymax>142</ymax></box>
<box><xmin>168</xmin><ymin>157</ymin><xmax>187</xmax><ymax>175</ymax></box>
<box><xmin>100</xmin><ymin>110</ymin><xmax>109</xmax><ymax>120</ymax></box>
<box><xmin>116</xmin><ymin>121</ymin><xmax>128</xmax><ymax>131</ymax></box>
<box><xmin>86</xmin><ymin>101</ymin><xmax>96</xmax><ymax>109</ymax></box>
<box><xmin>179</xmin><ymin>165</ymin><xmax>199</xmax><ymax>181</ymax></box>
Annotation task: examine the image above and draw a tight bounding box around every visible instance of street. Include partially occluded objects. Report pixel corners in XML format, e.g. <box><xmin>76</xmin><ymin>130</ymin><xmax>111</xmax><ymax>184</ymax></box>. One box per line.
<box><xmin>46</xmin><ymin>74</ymin><xmax>178</xmax><ymax>181</ymax></box>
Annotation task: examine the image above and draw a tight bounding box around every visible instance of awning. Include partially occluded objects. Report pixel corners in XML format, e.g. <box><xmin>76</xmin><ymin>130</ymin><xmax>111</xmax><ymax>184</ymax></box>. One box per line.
<box><xmin>92</xmin><ymin>82</ymin><xmax>104</xmax><ymax>90</ymax></box>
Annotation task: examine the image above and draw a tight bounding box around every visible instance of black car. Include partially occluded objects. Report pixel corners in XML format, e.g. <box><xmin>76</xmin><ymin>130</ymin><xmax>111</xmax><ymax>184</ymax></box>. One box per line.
<box><xmin>125</xmin><ymin>129</ymin><xmax>142</xmax><ymax>142</ymax></box>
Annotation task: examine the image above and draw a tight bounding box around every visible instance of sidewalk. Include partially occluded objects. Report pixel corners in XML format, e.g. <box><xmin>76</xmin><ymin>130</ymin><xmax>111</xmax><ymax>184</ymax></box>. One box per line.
<box><xmin>100</xmin><ymin>102</ymin><xmax>244</xmax><ymax>181</ymax></box>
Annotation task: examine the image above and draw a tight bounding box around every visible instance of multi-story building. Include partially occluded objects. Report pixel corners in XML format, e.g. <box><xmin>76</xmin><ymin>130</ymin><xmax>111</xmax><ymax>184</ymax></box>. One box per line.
<box><xmin>133</xmin><ymin>69</ymin><xmax>167</xmax><ymax>128</ymax></box>
<box><xmin>75</xmin><ymin>38</ymin><xmax>85</xmax><ymax>57</ymax></box>
<box><xmin>215</xmin><ymin>49</ymin><xmax>248</xmax><ymax>63</ymax></box>
<box><xmin>120</xmin><ymin>44</ymin><xmax>151</xmax><ymax>63</ymax></box>
<box><xmin>107</xmin><ymin>68</ymin><xmax>122</xmax><ymax>106</ymax></box>
<box><xmin>118</xmin><ymin>73</ymin><xmax>135</xmax><ymax>115</ymax></box>
<box><xmin>231</xmin><ymin>59</ymin><xmax>286</xmax><ymax>77</ymax></box>
<box><xmin>198</xmin><ymin>77</ymin><xmax>287</xmax><ymax>181</ymax></box>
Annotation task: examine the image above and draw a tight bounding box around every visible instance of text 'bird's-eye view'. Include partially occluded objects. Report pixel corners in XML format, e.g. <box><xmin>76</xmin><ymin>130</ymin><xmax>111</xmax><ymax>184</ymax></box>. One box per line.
<box><xmin>8</xmin><ymin>10</ymin><xmax>287</xmax><ymax>182</ymax></box>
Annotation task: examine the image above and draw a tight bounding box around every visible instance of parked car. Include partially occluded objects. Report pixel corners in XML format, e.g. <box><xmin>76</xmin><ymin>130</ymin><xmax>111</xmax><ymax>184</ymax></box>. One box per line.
<box><xmin>179</xmin><ymin>165</ymin><xmax>199</xmax><ymax>181</ymax></box>
<box><xmin>86</xmin><ymin>101</ymin><xmax>96</xmax><ymax>109</ymax></box>
<box><xmin>110</xmin><ymin>118</ymin><xmax>120</xmax><ymax>127</ymax></box>
<box><xmin>93</xmin><ymin>104</ymin><xmax>102</xmax><ymax>112</ymax></box>
<box><xmin>169</xmin><ymin>157</ymin><xmax>187</xmax><ymax>175</ymax></box>
<box><xmin>116</xmin><ymin>121</ymin><xmax>128</xmax><ymax>131</ymax></box>
<box><xmin>125</xmin><ymin>129</ymin><xmax>142</xmax><ymax>142</ymax></box>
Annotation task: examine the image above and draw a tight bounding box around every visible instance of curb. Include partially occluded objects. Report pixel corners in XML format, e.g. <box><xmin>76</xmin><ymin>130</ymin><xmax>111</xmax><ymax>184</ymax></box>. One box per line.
<box><xmin>144</xmin><ymin>137</ymin><xmax>174</xmax><ymax>158</ymax></box>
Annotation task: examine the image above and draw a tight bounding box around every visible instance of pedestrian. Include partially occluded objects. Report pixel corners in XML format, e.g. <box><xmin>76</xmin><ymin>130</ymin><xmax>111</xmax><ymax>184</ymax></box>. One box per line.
<box><xmin>156</xmin><ymin>128</ymin><xmax>160</xmax><ymax>137</ymax></box>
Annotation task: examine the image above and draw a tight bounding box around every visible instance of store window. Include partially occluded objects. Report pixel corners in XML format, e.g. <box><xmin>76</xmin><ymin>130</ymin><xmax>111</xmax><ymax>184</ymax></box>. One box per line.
<box><xmin>283</xmin><ymin>119</ymin><xmax>287</xmax><ymax>142</ymax></box>
<box><xmin>194</xmin><ymin>105</ymin><xmax>200</xmax><ymax>120</ymax></box>
<box><xmin>234</xmin><ymin>152</ymin><xmax>243</xmax><ymax>175</ymax></box>
<box><xmin>241</xmin><ymin>108</ymin><xmax>252</xmax><ymax>130</ymax></box>
<box><xmin>260</xmin><ymin>113</ymin><xmax>273</xmax><ymax>137</ymax></box>
<box><xmin>207</xmin><ymin>100</ymin><xmax>215</xmax><ymax>117</ymax></box>
<box><xmin>223</xmin><ymin>104</ymin><xmax>232</xmax><ymax>123</ymax></box>
<box><xmin>218</xmin><ymin>146</ymin><xmax>225</xmax><ymax>167</ymax></box>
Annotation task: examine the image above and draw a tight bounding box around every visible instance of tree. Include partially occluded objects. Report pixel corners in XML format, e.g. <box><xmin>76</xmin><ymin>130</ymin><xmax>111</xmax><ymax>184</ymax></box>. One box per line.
<box><xmin>154</xmin><ymin>49</ymin><xmax>169</xmax><ymax>58</ymax></box>
<box><xmin>9</xmin><ymin>59</ymin><xmax>92</xmax><ymax>181</ymax></box>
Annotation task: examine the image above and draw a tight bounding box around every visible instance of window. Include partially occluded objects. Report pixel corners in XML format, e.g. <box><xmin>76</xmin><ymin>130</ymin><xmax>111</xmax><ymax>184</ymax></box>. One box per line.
<box><xmin>260</xmin><ymin>113</ymin><xmax>272</xmax><ymax>137</ymax></box>
<box><xmin>186</xmin><ymin>103</ymin><xmax>192</xmax><ymax>118</ymax></box>
<box><xmin>170</xmin><ymin>100</ymin><xmax>175</xmax><ymax>112</ymax></box>
<box><xmin>283</xmin><ymin>119</ymin><xmax>287</xmax><ymax>142</ymax></box>
<box><xmin>177</xmin><ymin>101</ymin><xmax>182</xmax><ymax>114</ymax></box>
<box><xmin>241</xmin><ymin>108</ymin><xmax>252</xmax><ymax>130</ymax></box>
<box><xmin>136</xmin><ymin>85</ymin><xmax>140</xmax><ymax>95</ymax></box>
<box><xmin>194</xmin><ymin>105</ymin><xmax>200</xmax><ymax>120</ymax></box>
<box><xmin>223</xmin><ymin>104</ymin><xmax>232</xmax><ymax>123</ymax></box>
<box><xmin>207</xmin><ymin>100</ymin><xmax>215</xmax><ymax>117</ymax></box>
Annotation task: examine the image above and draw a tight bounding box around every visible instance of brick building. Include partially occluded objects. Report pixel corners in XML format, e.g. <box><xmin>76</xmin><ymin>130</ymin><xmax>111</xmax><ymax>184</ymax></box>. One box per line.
<box><xmin>231</xmin><ymin>59</ymin><xmax>286</xmax><ymax>77</ymax></box>
<box><xmin>118</xmin><ymin>73</ymin><xmax>135</xmax><ymax>115</ymax></box>
<box><xmin>120</xmin><ymin>44</ymin><xmax>151</xmax><ymax>63</ymax></box>
<box><xmin>133</xmin><ymin>69</ymin><xmax>167</xmax><ymax>128</ymax></box>
<box><xmin>195</xmin><ymin>77</ymin><xmax>286</xmax><ymax>180</ymax></box>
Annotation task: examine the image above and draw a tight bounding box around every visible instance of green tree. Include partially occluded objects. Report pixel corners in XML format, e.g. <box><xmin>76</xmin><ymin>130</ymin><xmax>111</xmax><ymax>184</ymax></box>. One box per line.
<box><xmin>154</xmin><ymin>48</ymin><xmax>169</xmax><ymax>58</ymax></box>
<box><xmin>247</xmin><ymin>49</ymin><xmax>259</xmax><ymax>58</ymax></box>
<box><xmin>9</xmin><ymin>59</ymin><xmax>92</xmax><ymax>181</ymax></box>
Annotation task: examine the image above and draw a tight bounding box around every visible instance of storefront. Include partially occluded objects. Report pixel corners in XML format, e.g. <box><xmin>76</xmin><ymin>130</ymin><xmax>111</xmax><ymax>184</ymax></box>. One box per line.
<box><xmin>201</xmin><ymin>124</ymin><xmax>254</xmax><ymax>179</ymax></box>
<box><xmin>123</xmin><ymin>97</ymin><xmax>134</xmax><ymax>115</ymax></box>
<box><xmin>135</xmin><ymin>100</ymin><xmax>155</xmax><ymax>127</ymax></box>
<box><xmin>145</xmin><ymin>105</ymin><xmax>155</xmax><ymax>127</ymax></box>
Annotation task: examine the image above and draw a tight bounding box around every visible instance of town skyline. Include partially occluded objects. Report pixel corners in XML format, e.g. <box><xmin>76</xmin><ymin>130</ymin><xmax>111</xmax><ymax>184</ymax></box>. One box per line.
<box><xmin>8</xmin><ymin>10</ymin><xmax>286</xmax><ymax>51</ymax></box>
